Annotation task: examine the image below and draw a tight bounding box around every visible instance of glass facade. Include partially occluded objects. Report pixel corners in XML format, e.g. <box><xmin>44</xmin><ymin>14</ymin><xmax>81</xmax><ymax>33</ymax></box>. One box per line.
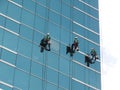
<box><xmin>0</xmin><ymin>0</ymin><xmax>101</xmax><ymax>90</ymax></box>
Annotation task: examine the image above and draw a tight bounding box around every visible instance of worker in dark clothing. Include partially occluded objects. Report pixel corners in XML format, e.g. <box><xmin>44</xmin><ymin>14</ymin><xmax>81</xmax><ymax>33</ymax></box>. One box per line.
<box><xmin>66</xmin><ymin>44</ymin><xmax>73</xmax><ymax>57</ymax></box>
<box><xmin>39</xmin><ymin>33</ymin><xmax>51</xmax><ymax>52</ymax></box>
<box><xmin>43</xmin><ymin>33</ymin><xmax>51</xmax><ymax>51</ymax></box>
<box><xmin>72</xmin><ymin>37</ymin><xmax>79</xmax><ymax>52</ymax></box>
<box><xmin>85</xmin><ymin>54</ymin><xmax>92</xmax><ymax>67</ymax></box>
<box><xmin>90</xmin><ymin>48</ymin><xmax>98</xmax><ymax>63</ymax></box>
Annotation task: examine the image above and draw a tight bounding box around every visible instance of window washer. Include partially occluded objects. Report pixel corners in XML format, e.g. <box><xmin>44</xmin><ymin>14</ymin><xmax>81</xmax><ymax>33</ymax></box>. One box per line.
<box><xmin>39</xmin><ymin>33</ymin><xmax>51</xmax><ymax>52</ymax></box>
<box><xmin>72</xmin><ymin>37</ymin><xmax>79</xmax><ymax>52</ymax></box>
<box><xmin>90</xmin><ymin>48</ymin><xmax>98</xmax><ymax>63</ymax></box>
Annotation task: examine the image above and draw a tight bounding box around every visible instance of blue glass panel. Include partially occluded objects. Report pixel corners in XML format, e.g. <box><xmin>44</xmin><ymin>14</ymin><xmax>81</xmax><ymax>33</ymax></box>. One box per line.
<box><xmin>61</xmin><ymin>29</ymin><xmax>70</xmax><ymax>44</ymax></box>
<box><xmin>29</xmin><ymin>76</ymin><xmax>42</xmax><ymax>90</ymax></box>
<box><xmin>47</xmin><ymin>68</ymin><xmax>58</xmax><ymax>84</ymax></box>
<box><xmin>23</xmin><ymin>0</ymin><xmax>35</xmax><ymax>12</ymax></box>
<box><xmin>16</xmin><ymin>55</ymin><xmax>30</xmax><ymax>72</ymax></box>
<box><xmin>46</xmin><ymin>83</ymin><xmax>57</xmax><ymax>90</ymax></box>
<box><xmin>32</xmin><ymin>44</ymin><xmax>44</xmax><ymax>63</ymax></box>
<box><xmin>0</xmin><ymin>62</ymin><xmax>14</xmax><ymax>84</ymax></box>
<box><xmin>50</xmin><ymin>0</ymin><xmax>61</xmax><ymax>12</ymax></box>
<box><xmin>20</xmin><ymin>25</ymin><xmax>33</xmax><ymax>41</ymax></box>
<box><xmin>74</xmin><ymin>63</ymin><xmax>85</xmax><ymax>82</ymax></box>
<box><xmin>0</xmin><ymin>0</ymin><xmax>8</xmax><ymax>14</ymax></box>
<box><xmin>62</xmin><ymin>3</ymin><xmax>70</xmax><ymax>18</ymax></box>
<box><xmin>1</xmin><ymin>49</ymin><xmax>16</xmax><ymax>65</ymax></box>
<box><xmin>0</xmin><ymin>84</ymin><xmax>12</xmax><ymax>90</ymax></box>
<box><xmin>36</xmin><ymin>0</ymin><xmax>46</xmax><ymax>6</ymax></box>
<box><xmin>0</xmin><ymin>29</ymin><xmax>4</xmax><ymax>45</ymax></box>
<box><xmin>5</xmin><ymin>19</ymin><xmax>19</xmax><ymax>33</ymax></box>
<box><xmin>96</xmin><ymin>73</ymin><xmax>101</xmax><ymax>89</ymax></box>
<box><xmin>49</xmin><ymin>23</ymin><xmax>60</xmax><ymax>40</ymax></box>
<box><xmin>0</xmin><ymin>16</ymin><xmax>5</xmax><ymax>26</ymax></box>
<box><xmin>12</xmin><ymin>0</ymin><xmax>22</xmax><ymax>5</ymax></box>
<box><xmin>74</xmin><ymin>0</ymin><xmax>98</xmax><ymax>18</ymax></box>
<box><xmin>18</xmin><ymin>38</ymin><xmax>32</xmax><ymax>57</ymax></box>
<box><xmin>84</xmin><ymin>0</ymin><xmax>98</xmax><ymax>8</ymax></box>
<box><xmin>47</xmin><ymin>52</ymin><xmax>59</xmax><ymax>69</ymax></box>
<box><xmin>49</xmin><ymin>11</ymin><xmax>60</xmax><ymax>24</ymax></box>
<box><xmin>21</xmin><ymin>10</ymin><xmax>34</xmax><ymax>27</ymax></box>
<box><xmin>33</xmin><ymin>30</ymin><xmax>43</xmax><ymax>44</ymax></box>
<box><xmin>63</xmin><ymin>0</ymin><xmax>71</xmax><ymax>4</ymax></box>
<box><xmin>62</xmin><ymin>17</ymin><xmax>71</xmax><ymax>30</ymax></box>
<box><xmin>3</xmin><ymin>31</ymin><xmax>18</xmax><ymax>51</ymax></box>
<box><xmin>35</xmin><ymin>16</ymin><xmax>45</xmax><ymax>32</ymax></box>
<box><xmin>36</xmin><ymin>4</ymin><xmax>46</xmax><ymax>18</ymax></box>
<box><xmin>59</xmin><ymin>74</ymin><xmax>69</xmax><ymax>89</ymax></box>
<box><xmin>72</xmin><ymin>80</ymin><xmax>85</xmax><ymax>90</ymax></box>
<box><xmin>7</xmin><ymin>3</ymin><xmax>21</xmax><ymax>21</ymax></box>
<box><xmin>14</xmin><ymin>70</ymin><xmax>29</xmax><ymax>90</ymax></box>
<box><xmin>60</xmin><ymin>57</ymin><xmax>69</xmax><ymax>74</ymax></box>
<box><xmin>31</xmin><ymin>61</ymin><xmax>42</xmax><ymax>78</ymax></box>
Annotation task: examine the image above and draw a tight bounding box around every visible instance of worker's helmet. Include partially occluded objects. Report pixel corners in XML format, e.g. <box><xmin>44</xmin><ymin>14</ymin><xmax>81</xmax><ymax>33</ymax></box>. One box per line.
<box><xmin>75</xmin><ymin>37</ymin><xmax>78</xmax><ymax>39</ymax></box>
<box><xmin>47</xmin><ymin>33</ymin><xmax>50</xmax><ymax>35</ymax></box>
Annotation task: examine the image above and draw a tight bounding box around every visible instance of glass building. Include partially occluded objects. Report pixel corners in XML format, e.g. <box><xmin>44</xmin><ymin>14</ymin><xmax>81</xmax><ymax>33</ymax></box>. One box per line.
<box><xmin>0</xmin><ymin>0</ymin><xmax>101</xmax><ymax>90</ymax></box>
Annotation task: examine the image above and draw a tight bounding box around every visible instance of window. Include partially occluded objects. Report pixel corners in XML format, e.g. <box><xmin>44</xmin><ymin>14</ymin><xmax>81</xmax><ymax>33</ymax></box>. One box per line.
<box><xmin>31</xmin><ymin>61</ymin><xmax>42</xmax><ymax>78</ymax></box>
<box><xmin>34</xmin><ymin>16</ymin><xmax>46</xmax><ymax>32</ymax></box>
<box><xmin>0</xmin><ymin>62</ymin><xmax>14</xmax><ymax>85</ymax></box>
<box><xmin>59</xmin><ymin>74</ymin><xmax>69</xmax><ymax>89</ymax></box>
<box><xmin>32</xmin><ymin>44</ymin><xmax>44</xmax><ymax>64</ymax></box>
<box><xmin>0</xmin><ymin>0</ymin><xmax>8</xmax><ymax>14</ymax></box>
<box><xmin>23</xmin><ymin>0</ymin><xmax>35</xmax><ymax>12</ymax></box>
<box><xmin>0</xmin><ymin>16</ymin><xmax>5</xmax><ymax>26</ymax></box>
<box><xmin>50</xmin><ymin>0</ymin><xmax>61</xmax><ymax>12</ymax></box>
<box><xmin>47</xmin><ymin>52</ymin><xmax>59</xmax><ymax>69</ymax></box>
<box><xmin>49</xmin><ymin>22</ymin><xmax>60</xmax><ymax>40</ymax></box>
<box><xmin>1</xmin><ymin>49</ymin><xmax>16</xmax><ymax>65</ymax></box>
<box><xmin>60</xmin><ymin>57</ymin><xmax>69</xmax><ymax>75</ymax></box>
<box><xmin>49</xmin><ymin>11</ymin><xmax>60</xmax><ymax>24</ymax></box>
<box><xmin>5</xmin><ymin>19</ymin><xmax>20</xmax><ymax>33</ymax></box>
<box><xmin>18</xmin><ymin>38</ymin><xmax>32</xmax><ymax>57</ymax></box>
<box><xmin>62</xmin><ymin>3</ymin><xmax>71</xmax><ymax>18</ymax></box>
<box><xmin>47</xmin><ymin>68</ymin><xmax>58</xmax><ymax>84</ymax></box>
<box><xmin>14</xmin><ymin>70</ymin><xmax>29</xmax><ymax>90</ymax></box>
<box><xmin>20</xmin><ymin>25</ymin><xmax>33</xmax><ymax>41</ymax></box>
<box><xmin>46</xmin><ymin>83</ymin><xmax>57</xmax><ymax>90</ymax></box>
<box><xmin>21</xmin><ymin>10</ymin><xmax>34</xmax><ymax>27</ymax></box>
<box><xmin>36</xmin><ymin>4</ymin><xmax>46</xmax><ymax>18</ymax></box>
<box><xmin>16</xmin><ymin>55</ymin><xmax>30</xmax><ymax>72</ymax></box>
<box><xmin>29</xmin><ymin>76</ymin><xmax>42</xmax><ymax>90</ymax></box>
<box><xmin>0</xmin><ymin>84</ymin><xmax>12</xmax><ymax>90</ymax></box>
<box><xmin>72</xmin><ymin>80</ymin><xmax>84</xmax><ymax>90</ymax></box>
<box><xmin>7</xmin><ymin>3</ymin><xmax>21</xmax><ymax>21</ymax></box>
<box><xmin>0</xmin><ymin>29</ymin><xmax>4</xmax><ymax>45</ymax></box>
<box><xmin>3</xmin><ymin>31</ymin><xmax>18</xmax><ymax>51</ymax></box>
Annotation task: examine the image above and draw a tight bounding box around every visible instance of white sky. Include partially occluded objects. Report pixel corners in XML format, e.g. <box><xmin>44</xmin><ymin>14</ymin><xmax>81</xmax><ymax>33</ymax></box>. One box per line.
<box><xmin>99</xmin><ymin>0</ymin><xmax>120</xmax><ymax>90</ymax></box>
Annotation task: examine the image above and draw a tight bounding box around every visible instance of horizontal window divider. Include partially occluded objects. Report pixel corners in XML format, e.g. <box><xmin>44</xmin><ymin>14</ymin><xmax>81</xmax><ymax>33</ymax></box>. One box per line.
<box><xmin>73</xmin><ymin>6</ymin><xmax>99</xmax><ymax>21</ymax></box>
<box><xmin>0</xmin><ymin>81</ymin><xmax>22</xmax><ymax>90</ymax></box>
<box><xmin>0</xmin><ymin>25</ymin><xmax>19</xmax><ymax>36</ymax></box>
<box><xmin>78</xmin><ymin>0</ymin><xmax>98</xmax><ymax>11</ymax></box>
<box><xmin>32</xmin><ymin>0</ymin><xmax>99</xmax><ymax>35</ymax></box>
<box><xmin>0</xmin><ymin>59</ymin><xmax>16</xmax><ymax>67</ymax></box>
<box><xmin>8</xmin><ymin>0</ymin><xmax>22</xmax><ymax>8</ymax></box>
<box><xmin>73</xmin><ymin>31</ymin><xmax>100</xmax><ymax>46</ymax></box>
<box><xmin>72</xmin><ymin>77</ymin><xmax>100</xmax><ymax>90</ymax></box>
<box><xmin>73</xmin><ymin>21</ymin><xmax>99</xmax><ymax>35</ymax></box>
<box><xmin>0</xmin><ymin>81</ymin><xmax>13</xmax><ymax>88</ymax></box>
<box><xmin>8</xmin><ymin>0</ymin><xmax>99</xmax><ymax>38</ymax></box>
<box><xmin>0</xmin><ymin>45</ymin><xmax>17</xmax><ymax>54</ymax></box>
<box><xmin>0</xmin><ymin>13</ymin><xmax>20</xmax><ymax>24</ymax></box>
<box><xmin>72</xmin><ymin>59</ymin><xmax>100</xmax><ymax>74</ymax></box>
